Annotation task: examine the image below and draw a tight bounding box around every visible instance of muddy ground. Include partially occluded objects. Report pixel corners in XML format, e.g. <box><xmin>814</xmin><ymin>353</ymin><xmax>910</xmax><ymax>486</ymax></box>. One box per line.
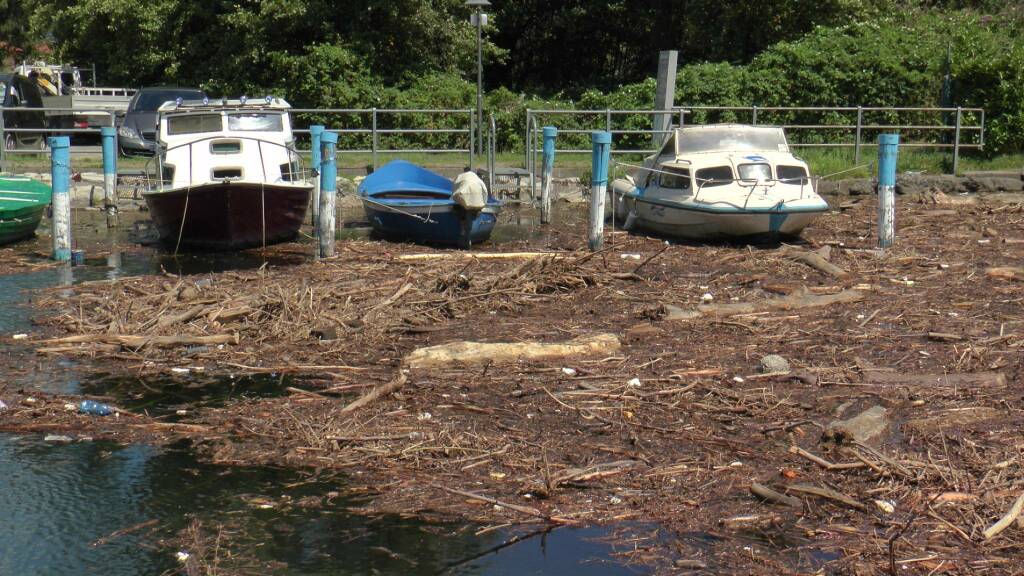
<box><xmin>2</xmin><ymin>192</ymin><xmax>1024</xmax><ymax>574</ymax></box>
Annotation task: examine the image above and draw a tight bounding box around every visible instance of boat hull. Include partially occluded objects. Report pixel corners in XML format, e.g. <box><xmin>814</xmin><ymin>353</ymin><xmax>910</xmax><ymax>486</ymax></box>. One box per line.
<box><xmin>611</xmin><ymin>186</ymin><xmax>827</xmax><ymax>240</ymax></box>
<box><xmin>143</xmin><ymin>182</ymin><xmax>312</xmax><ymax>250</ymax></box>
<box><xmin>0</xmin><ymin>176</ymin><xmax>51</xmax><ymax>246</ymax></box>
<box><xmin>0</xmin><ymin>206</ymin><xmax>46</xmax><ymax>245</ymax></box>
<box><xmin>362</xmin><ymin>200</ymin><xmax>500</xmax><ymax>247</ymax></box>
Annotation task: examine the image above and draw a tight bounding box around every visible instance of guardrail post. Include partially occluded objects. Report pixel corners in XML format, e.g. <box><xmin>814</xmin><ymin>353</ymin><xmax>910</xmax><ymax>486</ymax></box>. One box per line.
<box><xmin>317</xmin><ymin>131</ymin><xmax>338</xmax><ymax>259</ymax></box>
<box><xmin>371</xmin><ymin>108</ymin><xmax>378</xmax><ymax>170</ymax></box>
<box><xmin>100</xmin><ymin>126</ymin><xmax>117</xmax><ymax>227</ymax></box>
<box><xmin>952</xmin><ymin>106</ymin><xmax>962</xmax><ymax>175</ymax></box>
<box><xmin>540</xmin><ymin>126</ymin><xmax>557</xmax><ymax>224</ymax></box>
<box><xmin>752</xmin><ymin>105</ymin><xmax>758</xmax><ymax>125</ymax></box>
<box><xmin>877</xmin><ymin>133</ymin><xmax>899</xmax><ymax>249</ymax></box>
<box><xmin>309</xmin><ymin>125</ymin><xmax>324</xmax><ymax>227</ymax></box>
<box><xmin>588</xmin><ymin>131</ymin><xmax>611</xmax><ymax>251</ymax></box>
<box><xmin>50</xmin><ymin>135</ymin><xmax>72</xmax><ymax>261</ymax></box>
<box><xmin>854</xmin><ymin>106</ymin><xmax>863</xmax><ymax>165</ymax></box>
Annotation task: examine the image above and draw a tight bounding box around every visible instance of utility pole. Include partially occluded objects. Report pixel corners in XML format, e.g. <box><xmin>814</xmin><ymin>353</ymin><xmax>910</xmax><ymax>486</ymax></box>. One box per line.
<box><xmin>466</xmin><ymin>0</ymin><xmax>491</xmax><ymax>159</ymax></box>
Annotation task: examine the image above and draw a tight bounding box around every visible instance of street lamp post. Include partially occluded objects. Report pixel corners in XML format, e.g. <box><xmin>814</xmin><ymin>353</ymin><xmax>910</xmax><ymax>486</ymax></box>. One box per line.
<box><xmin>466</xmin><ymin>0</ymin><xmax>490</xmax><ymax>160</ymax></box>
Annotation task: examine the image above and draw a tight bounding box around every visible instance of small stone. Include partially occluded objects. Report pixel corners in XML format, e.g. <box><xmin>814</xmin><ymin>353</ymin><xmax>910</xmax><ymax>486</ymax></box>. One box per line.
<box><xmin>760</xmin><ymin>354</ymin><xmax>790</xmax><ymax>373</ymax></box>
<box><xmin>561</xmin><ymin>367</ymin><xmax>577</xmax><ymax>377</ymax></box>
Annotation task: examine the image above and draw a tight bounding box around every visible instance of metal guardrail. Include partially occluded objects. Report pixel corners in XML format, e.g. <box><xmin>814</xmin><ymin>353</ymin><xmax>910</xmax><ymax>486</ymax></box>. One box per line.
<box><xmin>525</xmin><ymin>105</ymin><xmax>985</xmax><ymax>180</ymax></box>
<box><xmin>0</xmin><ymin>107</ymin><xmax>116</xmax><ymax>160</ymax></box>
<box><xmin>289</xmin><ymin>108</ymin><xmax>476</xmax><ymax>170</ymax></box>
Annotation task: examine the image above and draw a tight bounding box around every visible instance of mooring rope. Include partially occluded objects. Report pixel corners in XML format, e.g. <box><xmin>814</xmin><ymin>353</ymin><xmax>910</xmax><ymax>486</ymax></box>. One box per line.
<box><xmin>257</xmin><ymin>141</ymin><xmax>267</xmax><ymax>250</ymax></box>
<box><xmin>360</xmin><ymin>196</ymin><xmax>438</xmax><ymax>224</ymax></box>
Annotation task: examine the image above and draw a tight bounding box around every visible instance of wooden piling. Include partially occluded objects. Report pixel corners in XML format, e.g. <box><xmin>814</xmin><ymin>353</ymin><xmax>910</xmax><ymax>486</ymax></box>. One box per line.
<box><xmin>317</xmin><ymin>131</ymin><xmax>338</xmax><ymax>259</ymax></box>
<box><xmin>540</xmin><ymin>126</ymin><xmax>557</xmax><ymax>224</ymax></box>
<box><xmin>100</xmin><ymin>126</ymin><xmax>117</xmax><ymax>227</ymax></box>
<box><xmin>877</xmin><ymin>133</ymin><xmax>899</xmax><ymax>248</ymax></box>
<box><xmin>50</xmin><ymin>136</ymin><xmax>72</xmax><ymax>261</ymax></box>
<box><xmin>588</xmin><ymin>131</ymin><xmax>611</xmax><ymax>251</ymax></box>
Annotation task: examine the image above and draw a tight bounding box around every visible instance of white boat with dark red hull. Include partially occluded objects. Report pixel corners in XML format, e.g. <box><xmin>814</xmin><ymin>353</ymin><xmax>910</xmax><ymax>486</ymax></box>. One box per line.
<box><xmin>144</xmin><ymin>97</ymin><xmax>313</xmax><ymax>251</ymax></box>
<box><xmin>609</xmin><ymin>124</ymin><xmax>828</xmax><ymax>240</ymax></box>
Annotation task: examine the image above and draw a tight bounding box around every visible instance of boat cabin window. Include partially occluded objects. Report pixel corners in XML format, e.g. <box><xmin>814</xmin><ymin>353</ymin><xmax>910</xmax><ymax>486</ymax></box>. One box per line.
<box><xmin>167</xmin><ymin>114</ymin><xmax>222</xmax><ymax>135</ymax></box>
<box><xmin>777</xmin><ymin>165</ymin><xmax>809</xmax><ymax>185</ymax></box>
<box><xmin>738</xmin><ymin>163</ymin><xmax>772</xmax><ymax>182</ymax></box>
<box><xmin>695</xmin><ymin>166</ymin><xmax>733</xmax><ymax>188</ymax></box>
<box><xmin>210</xmin><ymin>140</ymin><xmax>241</xmax><ymax>154</ymax></box>
<box><xmin>658</xmin><ymin>165</ymin><xmax>691</xmax><ymax>190</ymax></box>
<box><xmin>212</xmin><ymin>167</ymin><xmax>243</xmax><ymax>180</ymax></box>
<box><xmin>227</xmin><ymin>113</ymin><xmax>283</xmax><ymax>132</ymax></box>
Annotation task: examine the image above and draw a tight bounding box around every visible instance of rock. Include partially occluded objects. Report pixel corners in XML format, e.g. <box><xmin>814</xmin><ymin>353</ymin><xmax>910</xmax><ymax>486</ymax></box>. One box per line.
<box><xmin>823</xmin><ymin>405</ymin><xmax>890</xmax><ymax>445</ymax></box>
<box><xmin>759</xmin><ymin>354</ymin><xmax>790</xmax><ymax>373</ymax></box>
<box><xmin>177</xmin><ymin>286</ymin><xmax>199</xmax><ymax>301</ymax></box>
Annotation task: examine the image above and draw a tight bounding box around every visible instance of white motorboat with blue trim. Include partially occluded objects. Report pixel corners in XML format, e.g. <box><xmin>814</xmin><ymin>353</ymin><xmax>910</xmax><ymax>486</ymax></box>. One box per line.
<box><xmin>609</xmin><ymin>124</ymin><xmax>828</xmax><ymax>240</ymax></box>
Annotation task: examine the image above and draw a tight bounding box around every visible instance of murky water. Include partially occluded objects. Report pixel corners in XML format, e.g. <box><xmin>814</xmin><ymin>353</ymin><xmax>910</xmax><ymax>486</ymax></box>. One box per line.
<box><xmin>0</xmin><ymin>217</ymin><xmax>642</xmax><ymax>576</ymax></box>
<box><xmin>0</xmin><ymin>436</ymin><xmax>639</xmax><ymax>575</ymax></box>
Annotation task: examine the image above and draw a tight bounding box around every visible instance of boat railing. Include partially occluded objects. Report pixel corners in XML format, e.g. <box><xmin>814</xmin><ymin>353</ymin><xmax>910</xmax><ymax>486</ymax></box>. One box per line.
<box><xmin>143</xmin><ymin>135</ymin><xmax>315</xmax><ymax>192</ymax></box>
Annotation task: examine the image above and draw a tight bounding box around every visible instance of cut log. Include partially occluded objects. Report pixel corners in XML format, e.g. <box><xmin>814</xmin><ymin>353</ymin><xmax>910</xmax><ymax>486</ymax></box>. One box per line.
<box><xmin>864</xmin><ymin>371</ymin><xmax>1006</xmax><ymax>387</ymax></box>
<box><xmin>398</xmin><ymin>252</ymin><xmax>567</xmax><ymax>261</ymax></box>
<box><xmin>406</xmin><ymin>333</ymin><xmax>621</xmax><ymax>369</ymax></box>
<box><xmin>667</xmin><ymin>288</ymin><xmax>864</xmax><ymax>320</ymax></box>
<box><xmin>39</xmin><ymin>333</ymin><xmax>238</xmax><ymax>349</ymax></box>
<box><xmin>156</xmin><ymin>305</ymin><xmax>206</xmax><ymax>327</ymax></box>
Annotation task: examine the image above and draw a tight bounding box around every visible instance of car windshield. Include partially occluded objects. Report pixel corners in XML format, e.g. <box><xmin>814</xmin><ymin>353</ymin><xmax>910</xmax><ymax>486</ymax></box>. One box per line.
<box><xmin>677</xmin><ymin>126</ymin><xmax>789</xmax><ymax>154</ymax></box>
<box><xmin>133</xmin><ymin>90</ymin><xmax>204</xmax><ymax>112</ymax></box>
<box><xmin>227</xmin><ymin>113</ymin><xmax>283</xmax><ymax>132</ymax></box>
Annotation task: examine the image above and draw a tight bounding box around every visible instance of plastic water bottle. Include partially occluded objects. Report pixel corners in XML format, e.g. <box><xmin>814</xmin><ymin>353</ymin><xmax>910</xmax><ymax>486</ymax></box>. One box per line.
<box><xmin>79</xmin><ymin>400</ymin><xmax>113</xmax><ymax>416</ymax></box>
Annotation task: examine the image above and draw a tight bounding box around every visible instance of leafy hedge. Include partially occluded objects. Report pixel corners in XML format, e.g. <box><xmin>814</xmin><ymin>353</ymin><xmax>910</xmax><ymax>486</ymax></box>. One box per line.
<box><xmin>276</xmin><ymin>10</ymin><xmax>1023</xmax><ymax>156</ymax></box>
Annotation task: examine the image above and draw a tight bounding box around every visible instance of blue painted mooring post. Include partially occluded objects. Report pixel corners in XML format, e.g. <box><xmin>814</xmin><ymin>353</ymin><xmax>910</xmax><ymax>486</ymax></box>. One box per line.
<box><xmin>309</xmin><ymin>125</ymin><xmax>325</xmax><ymax>227</ymax></box>
<box><xmin>317</xmin><ymin>131</ymin><xmax>338</xmax><ymax>259</ymax></box>
<box><xmin>588</xmin><ymin>131</ymin><xmax>612</xmax><ymax>251</ymax></box>
<box><xmin>540</xmin><ymin>126</ymin><xmax>557</xmax><ymax>224</ymax></box>
<box><xmin>877</xmin><ymin>133</ymin><xmax>899</xmax><ymax>248</ymax></box>
<box><xmin>100</xmin><ymin>126</ymin><xmax>117</xmax><ymax>227</ymax></box>
<box><xmin>50</xmin><ymin>136</ymin><xmax>72</xmax><ymax>261</ymax></box>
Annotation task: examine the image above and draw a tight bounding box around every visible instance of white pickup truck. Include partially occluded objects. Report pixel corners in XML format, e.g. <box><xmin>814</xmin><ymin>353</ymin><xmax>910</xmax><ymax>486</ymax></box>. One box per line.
<box><xmin>13</xmin><ymin>61</ymin><xmax>136</xmax><ymax>129</ymax></box>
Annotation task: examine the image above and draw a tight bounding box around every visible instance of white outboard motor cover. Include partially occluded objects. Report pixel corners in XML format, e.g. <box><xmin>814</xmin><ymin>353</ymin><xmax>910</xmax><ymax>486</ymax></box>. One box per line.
<box><xmin>452</xmin><ymin>171</ymin><xmax>488</xmax><ymax>211</ymax></box>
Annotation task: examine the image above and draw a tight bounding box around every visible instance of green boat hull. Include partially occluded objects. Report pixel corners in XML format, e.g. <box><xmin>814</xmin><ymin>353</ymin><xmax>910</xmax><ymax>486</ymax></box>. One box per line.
<box><xmin>0</xmin><ymin>176</ymin><xmax>51</xmax><ymax>246</ymax></box>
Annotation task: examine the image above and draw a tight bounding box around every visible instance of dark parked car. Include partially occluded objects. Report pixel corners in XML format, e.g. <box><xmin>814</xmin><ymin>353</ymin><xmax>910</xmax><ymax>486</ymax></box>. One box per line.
<box><xmin>0</xmin><ymin>73</ymin><xmax>48</xmax><ymax>151</ymax></box>
<box><xmin>118</xmin><ymin>87</ymin><xmax>205</xmax><ymax>156</ymax></box>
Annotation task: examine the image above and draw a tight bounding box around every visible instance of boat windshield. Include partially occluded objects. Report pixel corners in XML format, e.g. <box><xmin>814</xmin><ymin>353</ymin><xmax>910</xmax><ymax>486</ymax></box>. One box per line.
<box><xmin>678</xmin><ymin>126</ymin><xmax>788</xmax><ymax>154</ymax></box>
<box><xmin>227</xmin><ymin>113</ymin><xmax>284</xmax><ymax>132</ymax></box>
<box><xmin>167</xmin><ymin>114</ymin><xmax>223</xmax><ymax>135</ymax></box>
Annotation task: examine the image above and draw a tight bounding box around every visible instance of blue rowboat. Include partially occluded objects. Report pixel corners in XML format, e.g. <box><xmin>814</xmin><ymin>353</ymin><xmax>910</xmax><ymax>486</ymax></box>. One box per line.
<box><xmin>357</xmin><ymin>160</ymin><xmax>501</xmax><ymax>248</ymax></box>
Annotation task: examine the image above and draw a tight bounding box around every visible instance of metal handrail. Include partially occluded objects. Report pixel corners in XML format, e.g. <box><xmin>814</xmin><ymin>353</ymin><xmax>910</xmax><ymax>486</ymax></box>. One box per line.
<box><xmin>144</xmin><ymin>135</ymin><xmax>313</xmax><ymax>192</ymax></box>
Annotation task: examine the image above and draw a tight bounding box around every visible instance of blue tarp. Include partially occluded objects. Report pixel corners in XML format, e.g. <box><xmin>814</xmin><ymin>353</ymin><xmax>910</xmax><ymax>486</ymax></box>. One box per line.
<box><xmin>358</xmin><ymin>160</ymin><xmax>453</xmax><ymax>197</ymax></box>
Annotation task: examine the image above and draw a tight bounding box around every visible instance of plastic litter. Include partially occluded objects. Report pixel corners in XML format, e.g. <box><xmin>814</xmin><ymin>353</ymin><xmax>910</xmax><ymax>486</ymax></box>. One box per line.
<box><xmin>79</xmin><ymin>400</ymin><xmax>113</xmax><ymax>416</ymax></box>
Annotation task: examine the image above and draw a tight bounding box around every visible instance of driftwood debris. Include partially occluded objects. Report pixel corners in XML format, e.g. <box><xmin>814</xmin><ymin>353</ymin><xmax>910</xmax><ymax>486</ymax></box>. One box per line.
<box><xmin>864</xmin><ymin>371</ymin><xmax>1006</xmax><ymax>387</ymax></box>
<box><xmin>785</xmin><ymin>483</ymin><xmax>867</xmax><ymax>511</ymax></box>
<box><xmin>38</xmin><ymin>333</ymin><xmax>238</xmax><ymax>349</ymax></box>
<box><xmin>781</xmin><ymin>246</ymin><xmax>850</xmax><ymax>279</ymax></box>
<box><xmin>986</xmin><ymin>267</ymin><xmax>1024</xmax><ymax>281</ymax></box>
<box><xmin>668</xmin><ymin>288</ymin><xmax>864</xmax><ymax>320</ymax></box>
<box><xmin>405</xmin><ymin>333</ymin><xmax>621</xmax><ymax>369</ymax></box>
<box><xmin>983</xmin><ymin>492</ymin><xmax>1024</xmax><ymax>540</ymax></box>
<box><xmin>750</xmin><ymin>481</ymin><xmax>802</xmax><ymax>507</ymax></box>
